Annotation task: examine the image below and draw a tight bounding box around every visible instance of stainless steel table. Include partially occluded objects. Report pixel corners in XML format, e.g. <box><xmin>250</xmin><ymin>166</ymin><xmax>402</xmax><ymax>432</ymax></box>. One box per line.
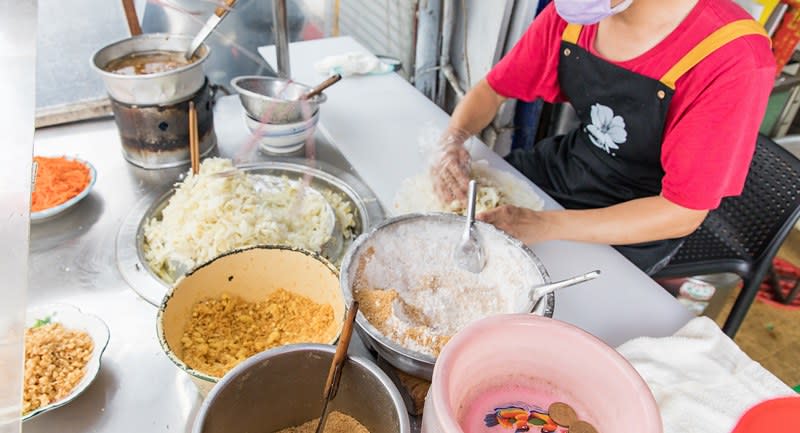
<box><xmin>25</xmin><ymin>96</ymin><xmax>377</xmax><ymax>433</ymax></box>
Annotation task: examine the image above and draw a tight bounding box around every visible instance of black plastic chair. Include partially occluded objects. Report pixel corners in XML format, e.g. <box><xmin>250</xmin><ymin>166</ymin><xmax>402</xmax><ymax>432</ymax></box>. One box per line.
<box><xmin>653</xmin><ymin>134</ymin><xmax>800</xmax><ymax>337</ymax></box>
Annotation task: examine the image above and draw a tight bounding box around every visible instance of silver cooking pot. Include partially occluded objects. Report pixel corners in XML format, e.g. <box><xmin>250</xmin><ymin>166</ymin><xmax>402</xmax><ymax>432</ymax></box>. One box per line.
<box><xmin>340</xmin><ymin>212</ymin><xmax>555</xmax><ymax>380</ymax></box>
<box><xmin>91</xmin><ymin>33</ymin><xmax>210</xmax><ymax>105</ymax></box>
<box><xmin>192</xmin><ymin>344</ymin><xmax>410</xmax><ymax>433</ymax></box>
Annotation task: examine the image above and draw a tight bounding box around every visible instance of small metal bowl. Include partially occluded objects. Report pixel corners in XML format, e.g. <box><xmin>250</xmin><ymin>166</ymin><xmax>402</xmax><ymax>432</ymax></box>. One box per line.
<box><xmin>192</xmin><ymin>344</ymin><xmax>410</xmax><ymax>433</ymax></box>
<box><xmin>340</xmin><ymin>213</ymin><xmax>555</xmax><ymax>380</ymax></box>
<box><xmin>231</xmin><ymin>75</ymin><xmax>327</xmax><ymax>124</ymax></box>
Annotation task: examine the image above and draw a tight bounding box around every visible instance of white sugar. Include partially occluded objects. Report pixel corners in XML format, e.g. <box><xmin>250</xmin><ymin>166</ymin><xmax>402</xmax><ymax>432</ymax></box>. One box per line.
<box><xmin>354</xmin><ymin>218</ymin><xmax>544</xmax><ymax>356</ymax></box>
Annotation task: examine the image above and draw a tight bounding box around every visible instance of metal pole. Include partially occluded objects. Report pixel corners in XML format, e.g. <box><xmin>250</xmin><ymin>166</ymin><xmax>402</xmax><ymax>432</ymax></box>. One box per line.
<box><xmin>272</xmin><ymin>0</ymin><xmax>291</xmax><ymax>79</ymax></box>
<box><xmin>0</xmin><ymin>0</ymin><xmax>36</xmax><ymax>431</ymax></box>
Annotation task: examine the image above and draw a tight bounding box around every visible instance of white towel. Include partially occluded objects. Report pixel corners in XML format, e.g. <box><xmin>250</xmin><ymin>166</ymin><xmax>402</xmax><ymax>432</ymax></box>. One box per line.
<box><xmin>616</xmin><ymin>317</ymin><xmax>795</xmax><ymax>433</ymax></box>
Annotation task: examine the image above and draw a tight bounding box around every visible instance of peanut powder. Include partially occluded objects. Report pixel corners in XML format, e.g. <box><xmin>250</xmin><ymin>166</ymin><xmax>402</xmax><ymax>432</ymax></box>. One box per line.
<box><xmin>23</xmin><ymin>323</ymin><xmax>94</xmax><ymax>414</ymax></box>
<box><xmin>180</xmin><ymin>289</ymin><xmax>335</xmax><ymax>377</ymax></box>
<box><xmin>273</xmin><ymin>411</ymin><xmax>370</xmax><ymax>433</ymax></box>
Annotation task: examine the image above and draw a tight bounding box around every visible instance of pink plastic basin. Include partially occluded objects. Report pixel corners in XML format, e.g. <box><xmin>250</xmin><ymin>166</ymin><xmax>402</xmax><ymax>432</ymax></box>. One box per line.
<box><xmin>423</xmin><ymin>314</ymin><xmax>662</xmax><ymax>433</ymax></box>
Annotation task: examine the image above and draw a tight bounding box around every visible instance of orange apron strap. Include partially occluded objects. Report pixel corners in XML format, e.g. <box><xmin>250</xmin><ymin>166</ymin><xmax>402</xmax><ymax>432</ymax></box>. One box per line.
<box><xmin>660</xmin><ymin>19</ymin><xmax>770</xmax><ymax>89</ymax></box>
<box><xmin>562</xmin><ymin>23</ymin><xmax>583</xmax><ymax>44</ymax></box>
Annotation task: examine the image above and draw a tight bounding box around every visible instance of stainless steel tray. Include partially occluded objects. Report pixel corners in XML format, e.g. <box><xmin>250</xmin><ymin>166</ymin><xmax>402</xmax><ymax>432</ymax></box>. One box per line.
<box><xmin>117</xmin><ymin>159</ymin><xmax>385</xmax><ymax>306</ymax></box>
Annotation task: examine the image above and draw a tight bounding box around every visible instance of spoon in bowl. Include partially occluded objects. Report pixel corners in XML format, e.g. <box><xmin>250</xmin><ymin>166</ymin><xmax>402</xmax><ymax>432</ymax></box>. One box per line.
<box><xmin>454</xmin><ymin>180</ymin><xmax>486</xmax><ymax>273</ymax></box>
<box><xmin>530</xmin><ymin>270</ymin><xmax>601</xmax><ymax>310</ymax></box>
<box><xmin>315</xmin><ymin>301</ymin><xmax>359</xmax><ymax>433</ymax></box>
<box><xmin>301</xmin><ymin>74</ymin><xmax>342</xmax><ymax>100</ymax></box>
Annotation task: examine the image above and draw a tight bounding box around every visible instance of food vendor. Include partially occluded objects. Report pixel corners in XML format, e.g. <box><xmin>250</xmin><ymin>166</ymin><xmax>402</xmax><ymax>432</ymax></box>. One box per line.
<box><xmin>432</xmin><ymin>0</ymin><xmax>775</xmax><ymax>274</ymax></box>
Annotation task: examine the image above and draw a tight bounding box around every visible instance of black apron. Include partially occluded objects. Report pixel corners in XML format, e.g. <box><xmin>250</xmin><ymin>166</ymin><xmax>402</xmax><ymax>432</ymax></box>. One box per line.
<box><xmin>506</xmin><ymin>20</ymin><xmax>767</xmax><ymax>274</ymax></box>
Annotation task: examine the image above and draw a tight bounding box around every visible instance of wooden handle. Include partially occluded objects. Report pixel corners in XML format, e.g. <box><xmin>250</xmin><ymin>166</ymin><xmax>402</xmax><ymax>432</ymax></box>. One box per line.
<box><xmin>214</xmin><ymin>0</ymin><xmax>237</xmax><ymax>17</ymax></box>
<box><xmin>189</xmin><ymin>101</ymin><xmax>199</xmax><ymax>175</ymax></box>
<box><xmin>322</xmin><ymin>301</ymin><xmax>359</xmax><ymax>399</ymax></box>
<box><xmin>122</xmin><ymin>0</ymin><xmax>142</xmax><ymax>36</ymax></box>
<box><xmin>303</xmin><ymin>74</ymin><xmax>342</xmax><ymax>100</ymax></box>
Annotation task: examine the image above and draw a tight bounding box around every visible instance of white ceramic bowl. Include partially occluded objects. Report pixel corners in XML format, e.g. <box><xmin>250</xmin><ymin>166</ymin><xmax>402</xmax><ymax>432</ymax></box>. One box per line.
<box><xmin>31</xmin><ymin>157</ymin><xmax>97</xmax><ymax>223</ymax></box>
<box><xmin>244</xmin><ymin>112</ymin><xmax>319</xmax><ymax>154</ymax></box>
<box><xmin>23</xmin><ymin>304</ymin><xmax>110</xmax><ymax>421</ymax></box>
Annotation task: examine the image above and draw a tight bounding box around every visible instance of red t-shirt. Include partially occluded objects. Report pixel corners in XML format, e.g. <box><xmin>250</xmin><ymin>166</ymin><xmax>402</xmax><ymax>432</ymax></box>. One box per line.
<box><xmin>487</xmin><ymin>0</ymin><xmax>776</xmax><ymax>210</ymax></box>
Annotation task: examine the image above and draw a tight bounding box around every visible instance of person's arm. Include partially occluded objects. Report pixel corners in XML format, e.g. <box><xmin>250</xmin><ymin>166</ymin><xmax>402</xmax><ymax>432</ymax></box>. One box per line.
<box><xmin>432</xmin><ymin>81</ymin><xmax>506</xmax><ymax>204</ymax></box>
<box><xmin>478</xmin><ymin>196</ymin><xmax>708</xmax><ymax>245</ymax></box>
<box><xmin>433</xmin><ymin>4</ymin><xmax>567</xmax><ymax>205</ymax></box>
<box><xmin>447</xmin><ymin>79</ymin><xmax>507</xmax><ymax>136</ymax></box>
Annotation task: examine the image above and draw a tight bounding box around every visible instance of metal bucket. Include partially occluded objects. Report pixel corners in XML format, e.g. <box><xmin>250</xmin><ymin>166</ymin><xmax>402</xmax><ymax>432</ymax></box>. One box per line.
<box><xmin>91</xmin><ymin>33</ymin><xmax>210</xmax><ymax>105</ymax></box>
<box><xmin>192</xmin><ymin>344</ymin><xmax>410</xmax><ymax>433</ymax></box>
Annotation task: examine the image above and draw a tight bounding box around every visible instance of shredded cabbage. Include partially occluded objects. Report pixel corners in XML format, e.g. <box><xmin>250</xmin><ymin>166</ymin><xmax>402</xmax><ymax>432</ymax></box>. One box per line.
<box><xmin>143</xmin><ymin>158</ymin><xmax>354</xmax><ymax>281</ymax></box>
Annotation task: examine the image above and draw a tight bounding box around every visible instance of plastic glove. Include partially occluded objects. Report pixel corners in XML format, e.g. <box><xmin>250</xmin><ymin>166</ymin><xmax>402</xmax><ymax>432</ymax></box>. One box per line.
<box><xmin>430</xmin><ymin>128</ymin><xmax>472</xmax><ymax>207</ymax></box>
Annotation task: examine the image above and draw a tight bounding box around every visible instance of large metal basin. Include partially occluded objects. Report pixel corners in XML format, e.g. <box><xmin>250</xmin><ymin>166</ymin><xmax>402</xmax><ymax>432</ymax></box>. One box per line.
<box><xmin>340</xmin><ymin>213</ymin><xmax>555</xmax><ymax>380</ymax></box>
<box><xmin>92</xmin><ymin>33</ymin><xmax>209</xmax><ymax>105</ymax></box>
<box><xmin>117</xmin><ymin>160</ymin><xmax>385</xmax><ymax>306</ymax></box>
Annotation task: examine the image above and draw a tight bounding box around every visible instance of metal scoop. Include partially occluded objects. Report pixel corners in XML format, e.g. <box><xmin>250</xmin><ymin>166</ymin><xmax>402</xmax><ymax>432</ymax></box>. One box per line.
<box><xmin>529</xmin><ymin>270</ymin><xmax>601</xmax><ymax>310</ymax></box>
<box><xmin>454</xmin><ymin>180</ymin><xmax>486</xmax><ymax>273</ymax></box>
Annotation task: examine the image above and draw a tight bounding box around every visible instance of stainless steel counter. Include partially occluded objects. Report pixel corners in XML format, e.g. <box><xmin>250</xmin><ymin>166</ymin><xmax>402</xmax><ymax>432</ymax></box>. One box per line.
<box><xmin>25</xmin><ymin>96</ymin><xmax>378</xmax><ymax>433</ymax></box>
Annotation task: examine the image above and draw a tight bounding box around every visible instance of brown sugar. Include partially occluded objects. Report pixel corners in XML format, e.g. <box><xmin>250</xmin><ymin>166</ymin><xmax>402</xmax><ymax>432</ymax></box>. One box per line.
<box><xmin>273</xmin><ymin>411</ymin><xmax>370</xmax><ymax>433</ymax></box>
<box><xmin>180</xmin><ymin>289</ymin><xmax>334</xmax><ymax>377</ymax></box>
<box><xmin>355</xmin><ymin>287</ymin><xmax>450</xmax><ymax>356</ymax></box>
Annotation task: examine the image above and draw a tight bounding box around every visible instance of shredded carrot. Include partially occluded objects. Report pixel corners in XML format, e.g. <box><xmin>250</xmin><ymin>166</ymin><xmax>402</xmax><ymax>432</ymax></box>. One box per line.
<box><xmin>31</xmin><ymin>156</ymin><xmax>91</xmax><ymax>212</ymax></box>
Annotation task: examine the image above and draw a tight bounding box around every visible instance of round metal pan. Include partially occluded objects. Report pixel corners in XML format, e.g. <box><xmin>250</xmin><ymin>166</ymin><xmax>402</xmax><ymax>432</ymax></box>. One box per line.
<box><xmin>117</xmin><ymin>159</ymin><xmax>385</xmax><ymax>306</ymax></box>
<box><xmin>339</xmin><ymin>212</ymin><xmax>555</xmax><ymax>380</ymax></box>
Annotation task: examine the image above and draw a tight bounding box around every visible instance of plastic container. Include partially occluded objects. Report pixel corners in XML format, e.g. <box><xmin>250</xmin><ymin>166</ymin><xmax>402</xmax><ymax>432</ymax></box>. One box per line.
<box><xmin>422</xmin><ymin>314</ymin><xmax>662</xmax><ymax>433</ymax></box>
<box><xmin>658</xmin><ymin>273</ymin><xmax>741</xmax><ymax>319</ymax></box>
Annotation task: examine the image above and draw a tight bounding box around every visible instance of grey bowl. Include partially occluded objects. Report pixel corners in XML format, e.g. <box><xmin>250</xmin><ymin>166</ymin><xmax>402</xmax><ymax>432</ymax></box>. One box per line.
<box><xmin>340</xmin><ymin>212</ymin><xmax>555</xmax><ymax>380</ymax></box>
<box><xmin>192</xmin><ymin>344</ymin><xmax>410</xmax><ymax>433</ymax></box>
<box><xmin>231</xmin><ymin>75</ymin><xmax>327</xmax><ymax>124</ymax></box>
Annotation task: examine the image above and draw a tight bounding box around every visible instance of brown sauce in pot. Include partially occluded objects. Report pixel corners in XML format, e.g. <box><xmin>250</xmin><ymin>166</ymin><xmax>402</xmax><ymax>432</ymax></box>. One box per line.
<box><xmin>104</xmin><ymin>50</ymin><xmax>196</xmax><ymax>75</ymax></box>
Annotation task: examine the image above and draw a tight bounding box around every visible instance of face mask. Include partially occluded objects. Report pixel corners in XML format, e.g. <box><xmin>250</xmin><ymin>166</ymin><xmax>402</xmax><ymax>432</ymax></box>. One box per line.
<box><xmin>554</xmin><ymin>0</ymin><xmax>633</xmax><ymax>25</ymax></box>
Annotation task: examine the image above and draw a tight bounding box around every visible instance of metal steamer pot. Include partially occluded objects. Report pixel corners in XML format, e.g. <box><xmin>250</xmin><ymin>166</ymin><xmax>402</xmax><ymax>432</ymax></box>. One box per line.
<box><xmin>339</xmin><ymin>213</ymin><xmax>555</xmax><ymax>380</ymax></box>
<box><xmin>91</xmin><ymin>33</ymin><xmax>210</xmax><ymax>106</ymax></box>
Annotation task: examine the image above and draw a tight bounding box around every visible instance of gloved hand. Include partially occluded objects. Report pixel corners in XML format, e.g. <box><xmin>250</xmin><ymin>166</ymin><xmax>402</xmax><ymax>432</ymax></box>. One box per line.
<box><xmin>431</xmin><ymin>128</ymin><xmax>472</xmax><ymax>207</ymax></box>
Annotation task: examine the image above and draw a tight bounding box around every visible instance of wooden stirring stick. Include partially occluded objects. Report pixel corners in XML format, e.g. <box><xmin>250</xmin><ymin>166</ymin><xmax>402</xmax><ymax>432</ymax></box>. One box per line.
<box><xmin>189</xmin><ymin>101</ymin><xmax>200</xmax><ymax>175</ymax></box>
<box><xmin>121</xmin><ymin>0</ymin><xmax>142</xmax><ymax>36</ymax></box>
<box><xmin>315</xmin><ymin>301</ymin><xmax>359</xmax><ymax>433</ymax></box>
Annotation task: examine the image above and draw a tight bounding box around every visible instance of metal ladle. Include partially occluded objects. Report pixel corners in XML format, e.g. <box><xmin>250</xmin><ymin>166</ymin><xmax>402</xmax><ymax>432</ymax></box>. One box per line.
<box><xmin>185</xmin><ymin>0</ymin><xmax>237</xmax><ymax>60</ymax></box>
<box><xmin>530</xmin><ymin>270</ymin><xmax>601</xmax><ymax>310</ymax></box>
<box><xmin>453</xmin><ymin>180</ymin><xmax>486</xmax><ymax>273</ymax></box>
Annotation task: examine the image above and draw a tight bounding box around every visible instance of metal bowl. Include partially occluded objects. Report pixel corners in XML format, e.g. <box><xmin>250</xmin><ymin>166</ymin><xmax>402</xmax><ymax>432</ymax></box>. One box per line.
<box><xmin>117</xmin><ymin>160</ymin><xmax>385</xmax><ymax>306</ymax></box>
<box><xmin>231</xmin><ymin>75</ymin><xmax>326</xmax><ymax>124</ymax></box>
<box><xmin>192</xmin><ymin>344</ymin><xmax>411</xmax><ymax>433</ymax></box>
<box><xmin>340</xmin><ymin>213</ymin><xmax>555</xmax><ymax>380</ymax></box>
<box><xmin>91</xmin><ymin>33</ymin><xmax>210</xmax><ymax>105</ymax></box>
